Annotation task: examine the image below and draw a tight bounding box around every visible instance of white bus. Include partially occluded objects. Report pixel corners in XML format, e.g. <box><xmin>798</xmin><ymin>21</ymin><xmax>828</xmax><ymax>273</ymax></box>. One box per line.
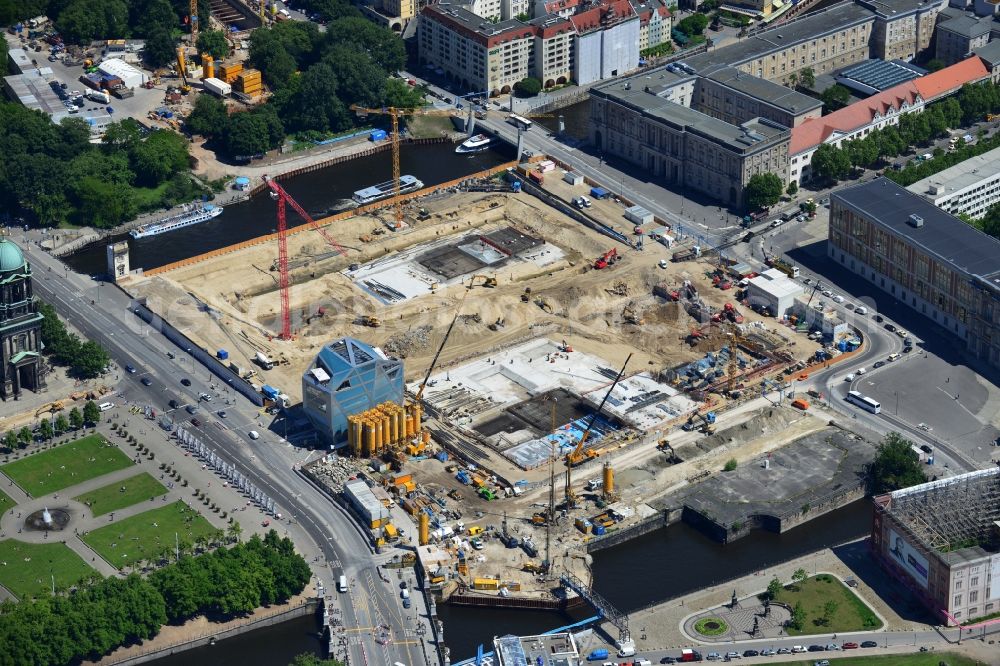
<box><xmin>846</xmin><ymin>390</ymin><xmax>881</xmax><ymax>414</ymax></box>
<box><xmin>507</xmin><ymin>113</ymin><xmax>533</xmax><ymax>130</ymax></box>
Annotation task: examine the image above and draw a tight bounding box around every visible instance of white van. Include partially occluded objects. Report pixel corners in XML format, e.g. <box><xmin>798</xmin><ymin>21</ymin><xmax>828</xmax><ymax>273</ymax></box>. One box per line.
<box><xmin>98</xmin><ymin>402</ymin><xmax>115</xmax><ymax>411</ymax></box>
<box><xmin>279</xmin><ymin>8</ymin><xmax>291</xmax><ymax>17</ymax></box>
<box><xmin>248</xmin><ymin>430</ymin><xmax>260</xmax><ymax>440</ymax></box>
<box><xmin>338</xmin><ymin>575</ymin><xmax>348</xmax><ymax>592</ymax></box>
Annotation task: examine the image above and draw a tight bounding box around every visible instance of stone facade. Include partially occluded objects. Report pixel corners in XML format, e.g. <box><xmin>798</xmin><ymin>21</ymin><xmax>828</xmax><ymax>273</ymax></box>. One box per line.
<box><xmin>0</xmin><ymin>239</ymin><xmax>46</xmax><ymax>400</ymax></box>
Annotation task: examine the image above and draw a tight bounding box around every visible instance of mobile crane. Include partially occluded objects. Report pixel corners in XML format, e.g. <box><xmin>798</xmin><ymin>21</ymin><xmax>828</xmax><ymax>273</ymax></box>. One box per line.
<box><xmin>564</xmin><ymin>354</ymin><xmax>631</xmax><ymax>508</ymax></box>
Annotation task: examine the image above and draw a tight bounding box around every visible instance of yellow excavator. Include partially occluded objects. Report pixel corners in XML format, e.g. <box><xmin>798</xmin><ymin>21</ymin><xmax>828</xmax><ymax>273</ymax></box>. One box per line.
<box><xmin>564</xmin><ymin>354</ymin><xmax>631</xmax><ymax>508</ymax></box>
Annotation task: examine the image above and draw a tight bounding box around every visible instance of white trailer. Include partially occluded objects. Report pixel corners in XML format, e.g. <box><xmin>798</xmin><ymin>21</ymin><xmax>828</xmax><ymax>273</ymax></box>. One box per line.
<box><xmin>202</xmin><ymin>77</ymin><xmax>232</xmax><ymax>97</ymax></box>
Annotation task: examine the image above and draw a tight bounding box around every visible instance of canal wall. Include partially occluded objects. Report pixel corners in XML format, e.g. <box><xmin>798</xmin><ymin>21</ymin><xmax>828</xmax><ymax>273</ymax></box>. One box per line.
<box><xmin>97</xmin><ymin>598</ymin><xmax>320</xmax><ymax>666</ymax></box>
<box><xmin>143</xmin><ymin>160</ymin><xmax>518</xmax><ymax>277</ymax></box>
<box><xmin>585</xmin><ymin>508</ymin><xmax>680</xmax><ymax>553</ymax></box>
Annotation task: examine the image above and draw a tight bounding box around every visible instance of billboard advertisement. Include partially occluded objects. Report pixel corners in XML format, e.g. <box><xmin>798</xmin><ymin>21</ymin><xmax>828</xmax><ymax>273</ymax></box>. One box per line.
<box><xmin>889</xmin><ymin>529</ymin><xmax>929</xmax><ymax>588</ymax></box>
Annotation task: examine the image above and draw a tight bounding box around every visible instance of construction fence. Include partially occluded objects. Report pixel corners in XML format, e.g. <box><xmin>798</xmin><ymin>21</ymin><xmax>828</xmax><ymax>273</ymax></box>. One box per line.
<box><xmin>143</xmin><ymin>160</ymin><xmax>519</xmax><ymax>277</ymax></box>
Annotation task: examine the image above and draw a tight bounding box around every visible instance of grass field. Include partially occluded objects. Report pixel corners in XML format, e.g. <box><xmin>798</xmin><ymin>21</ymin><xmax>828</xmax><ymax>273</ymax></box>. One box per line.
<box><xmin>791</xmin><ymin>652</ymin><xmax>980</xmax><ymax>665</ymax></box>
<box><xmin>73</xmin><ymin>472</ymin><xmax>167</xmax><ymax>516</ymax></box>
<box><xmin>82</xmin><ymin>500</ymin><xmax>217</xmax><ymax>567</ymax></box>
<box><xmin>0</xmin><ymin>487</ymin><xmax>12</xmax><ymax>515</ymax></box>
<box><xmin>0</xmin><ymin>435</ymin><xmax>133</xmax><ymax>497</ymax></box>
<box><xmin>776</xmin><ymin>574</ymin><xmax>883</xmax><ymax>635</ymax></box>
<box><xmin>0</xmin><ymin>540</ymin><xmax>95</xmax><ymax>600</ymax></box>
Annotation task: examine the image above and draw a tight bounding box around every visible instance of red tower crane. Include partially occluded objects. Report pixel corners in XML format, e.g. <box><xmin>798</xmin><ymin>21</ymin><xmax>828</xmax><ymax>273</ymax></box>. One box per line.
<box><xmin>264</xmin><ymin>176</ymin><xmax>348</xmax><ymax>340</ymax></box>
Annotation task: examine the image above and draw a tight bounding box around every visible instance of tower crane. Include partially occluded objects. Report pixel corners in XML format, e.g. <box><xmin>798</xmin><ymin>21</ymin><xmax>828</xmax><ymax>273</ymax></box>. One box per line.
<box><xmin>350</xmin><ymin>105</ymin><xmax>463</xmax><ymax>231</ymax></box>
<box><xmin>564</xmin><ymin>354</ymin><xmax>631</xmax><ymax>509</ymax></box>
<box><xmin>263</xmin><ymin>176</ymin><xmax>348</xmax><ymax>340</ymax></box>
<box><xmin>190</xmin><ymin>0</ymin><xmax>199</xmax><ymax>44</ymax></box>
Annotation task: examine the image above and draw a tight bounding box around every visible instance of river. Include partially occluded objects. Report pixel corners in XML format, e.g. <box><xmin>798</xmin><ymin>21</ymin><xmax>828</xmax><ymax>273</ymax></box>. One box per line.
<box><xmin>158</xmin><ymin>500</ymin><xmax>869</xmax><ymax>664</ymax></box>
<box><xmin>64</xmin><ymin>141</ymin><xmax>513</xmax><ymax>276</ymax></box>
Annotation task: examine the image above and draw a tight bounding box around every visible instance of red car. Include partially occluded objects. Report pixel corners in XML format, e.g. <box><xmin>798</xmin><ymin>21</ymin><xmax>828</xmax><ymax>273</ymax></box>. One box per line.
<box><xmin>842</xmin><ymin>642</ymin><xmax>858</xmax><ymax>650</ymax></box>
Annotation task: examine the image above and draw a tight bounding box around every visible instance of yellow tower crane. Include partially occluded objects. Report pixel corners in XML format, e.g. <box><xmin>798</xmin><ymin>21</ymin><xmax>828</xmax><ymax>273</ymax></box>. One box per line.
<box><xmin>349</xmin><ymin>105</ymin><xmax>462</xmax><ymax>230</ymax></box>
<box><xmin>190</xmin><ymin>0</ymin><xmax>199</xmax><ymax>44</ymax></box>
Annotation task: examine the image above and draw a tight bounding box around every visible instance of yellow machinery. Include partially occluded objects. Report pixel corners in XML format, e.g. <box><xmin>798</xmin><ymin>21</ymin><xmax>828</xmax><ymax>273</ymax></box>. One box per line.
<box><xmin>347</xmin><ymin>401</ymin><xmax>422</xmax><ymax>458</ymax></box>
<box><xmin>469</xmin><ymin>274</ymin><xmax>497</xmax><ymax>288</ymax></box>
<box><xmin>601</xmin><ymin>461</ymin><xmax>618</xmax><ymax>503</ymax></box>
<box><xmin>564</xmin><ymin>354</ymin><xmax>631</xmax><ymax>508</ymax></box>
<box><xmin>190</xmin><ymin>0</ymin><xmax>199</xmax><ymax>44</ymax></box>
<box><xmin>201</xmin><ymin>53</ymin><xmax>214</xmax><ymax>80</ymax></box>
<box><xmin>359</xmin><ymin>315</ymin><xmax>381</xmax><ymax>327</ymax></box>
<box><xmin>175</xmin><ymin>47</ymin><xmax>192</xmax><ymax>93</ymax></box>
<box><xmin>35</xmin><ymin>401</ymin><xmax>64</xmax><ymax>417</ymax></box>
<box><xmin>418</xmin><ymin>512</ymin><xmax>430</xmax><ymax>545</ymax></box>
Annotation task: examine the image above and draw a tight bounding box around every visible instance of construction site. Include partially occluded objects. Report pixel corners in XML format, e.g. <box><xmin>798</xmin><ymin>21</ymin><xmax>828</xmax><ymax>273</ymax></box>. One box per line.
<box><xmin>123</xmin><ymin>157</ymin><xmax>867</xmax><ymax>614</ymax></box>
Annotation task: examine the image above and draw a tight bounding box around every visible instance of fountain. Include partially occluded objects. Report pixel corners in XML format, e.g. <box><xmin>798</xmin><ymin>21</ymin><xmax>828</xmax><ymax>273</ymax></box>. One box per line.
<box><xmin>24</xmin><ymin>506</ymin><xmax>71</xmax><ymax>532</ymax></box>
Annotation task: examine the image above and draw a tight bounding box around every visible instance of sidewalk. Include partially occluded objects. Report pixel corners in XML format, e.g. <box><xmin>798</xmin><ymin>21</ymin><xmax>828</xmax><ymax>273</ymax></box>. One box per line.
<box><xmin>613</xmin><ymin>540</ymin><xmax>932</xmax><ymax>652</ymax></box>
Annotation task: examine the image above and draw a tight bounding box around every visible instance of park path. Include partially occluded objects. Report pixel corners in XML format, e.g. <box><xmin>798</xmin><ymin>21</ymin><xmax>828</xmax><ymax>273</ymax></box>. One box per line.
<box><xmin>592</xmin><ymin>539</ymin><xmax>932</xmax><ymax>654</ymax></box>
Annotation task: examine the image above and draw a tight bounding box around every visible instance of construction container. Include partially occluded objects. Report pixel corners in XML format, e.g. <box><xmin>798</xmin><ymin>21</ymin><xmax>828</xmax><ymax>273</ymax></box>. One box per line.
<box><xmin>625</xmin><ymin>205</ymin><xmax>654</xmax><ymax>225</ymax></box>
<box><xmin>392</xmin><ymin>472</ymin><xmax>412</xmax><ymax>486</ymax></box>
<box><xmin>401</xmin><ymin>480</ymin><xmax>416</xmax><ymax>494</ymax></box>
<box><xmin>473</xmin><ymin>578</ymin><xmax>500</xmax><ymax>591</ymax></box>
<box><xmin>468</xmin><ymin>525</ymin><xmax>483</xmax><ymax>536</ymax></box>
<box><xmin>575</xmin><ymin>518</ymin><xmax>592</xmax><ymax>533</ymax></box>
<box><xmin>563</xmin><ymin>171</ymin><xmax>583</xmax><ymax>186</ymax></box>
<box><xmin>344</xmin><ymin>479</ymin><xmax>390</xmax><ymax>528</ymax></box>
<box><xmin>504</xmin><ymin>582</ymin><xmax>522</xmax><ymax>592</ymax></box>
<box><xmin>383</xmin><ymin>523</ymin><xmax>398</xmax><ymax>538</ymax></box>
<box><xmin>217</xmin><ymin>62</ymin><xmax>243</xmax><ymax>83</ymax></box>
<box><xmin>791</xmin><ymin>398</ymin><xmax>810</xmax><ymax>410</ymax></box>
<box><xmin>593</xmin><ymin>524</ymin><xmax>607</xmax><ymax>536</ymax></box>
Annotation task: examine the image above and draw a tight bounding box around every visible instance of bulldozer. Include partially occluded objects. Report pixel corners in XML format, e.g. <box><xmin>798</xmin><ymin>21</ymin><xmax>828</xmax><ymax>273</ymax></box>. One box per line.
<box><xmin>488</xmin><ymin>316</ymin><xmax>505</xmax><ymax>331</ymax></box>
<box><xmin>470</xmin><ymin>274</ymin><xmax>498</xmax><ymax>288</ymax></box>
<box><xmin>520</xmin><ymin>286</ymin><xmax>532</xmax><ymax>302</ymax></box>
<box><xmin>358</xmin><ymin>315</ymin><xmax>381</xmax><ymax>328</ymax></box>
<box><xmin>535</xmin><ymin>297</ymin><xmax>553</xmax><ymax>313</ymax></box>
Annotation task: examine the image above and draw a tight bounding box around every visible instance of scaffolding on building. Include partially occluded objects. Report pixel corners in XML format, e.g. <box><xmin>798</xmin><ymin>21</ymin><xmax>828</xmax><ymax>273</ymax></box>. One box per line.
<box><xmin>885</xmin><ymin>468</ymin><xmax>1000</xmax><ymax>553</ymax></box>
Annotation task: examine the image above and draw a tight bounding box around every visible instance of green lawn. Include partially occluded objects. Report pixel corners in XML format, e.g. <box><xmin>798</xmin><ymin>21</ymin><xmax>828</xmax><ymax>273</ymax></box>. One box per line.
<box><xmin>0</xmin><ymin>540</ymin><xmax>96</xmax><ymax>600</ymax></box>
<box><xmin>0</xmin><ymin>435</ymin><xmax>133</xmax><ymax>497</ymax></box>
<box><xmin>82</xmin><ymin>500</ymin><xmax>218</xmax><ymax>568</ymax></box>
<box><xmin>775</xmin><ymin>574</ymin><xmax>883</xmax><ymax>635</ymax></box>
<box><xmin>0</xmin><ymin>487</ymin><xmax>13</xmax><ymax>515</ymax></box>
<box><xmin>790</xmin><ymin>652</ymin><xmax>981</xmax><ymax>665</ymax></box>
<box><xmin>73</xmin><ymin>472</ymin><xmax>167</xmax><ymax>516</ymax></box>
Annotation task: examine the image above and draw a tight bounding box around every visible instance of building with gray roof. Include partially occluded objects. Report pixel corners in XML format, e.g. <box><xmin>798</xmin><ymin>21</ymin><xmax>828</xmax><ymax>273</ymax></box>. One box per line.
<box><xmin>937</xmin><ymin>13</ymin><xmax>993</xmax><ymax>65</ymax></box>
<box><xmin>835</xmin><ymin>59</ymin><xmax>924</xmax><ymax>95</ymax></box>
<box><xmin>829</xmin><ymin>178</ymin><xmax>1000</xmax><ymax>369</ymax></box>
<box><xmin>591</xmin><ymin>76</ymin><xmax>790</xmax><ymax>208</ymax></box>
<box><xmin>906</xmin><ymin>143</ymin><xmax>1000</xmax><ymax>219</ymax></box>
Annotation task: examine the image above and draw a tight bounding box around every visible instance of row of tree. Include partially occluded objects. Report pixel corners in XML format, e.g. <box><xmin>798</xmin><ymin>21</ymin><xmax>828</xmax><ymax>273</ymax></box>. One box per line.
<box><xmin>0</xmin><ymin>401</ymin><xmax>102</xmax><ymax>451</ymax></box>
<box><xmin>186</xmin><ymin>19</ymin><xmax>423</xmax><ymax>156</ymax></box>
<box><xmin>0</xmin><ymin>531</ymin><xmax>310</xmax><ymax>666</ymax></box>
<box><xmin>39</xmin><ymin>301</ymin><xmax>110</xmax><ymax>378</ymax></box>
<box><xmin>0</xmin><ymin>104</ymin><xmax>209</xmax><ymax>227</ymax></box>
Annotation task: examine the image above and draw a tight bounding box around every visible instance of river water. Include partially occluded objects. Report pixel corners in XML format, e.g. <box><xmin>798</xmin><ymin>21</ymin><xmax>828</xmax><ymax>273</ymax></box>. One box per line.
<box><xmin>157</xmin><ymin>500</ymin><xmax>869</xmax><ymax>664</ymax></box>
<box><xmin>65</xmin><ymin>141</ymin><xmax>512</xmax><ymax>275</ymax></box>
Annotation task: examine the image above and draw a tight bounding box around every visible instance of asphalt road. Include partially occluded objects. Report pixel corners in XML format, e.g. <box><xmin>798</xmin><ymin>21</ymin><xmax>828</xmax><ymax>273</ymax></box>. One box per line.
<box><xmin>20</xmin><ymin>235</ymin><xmax>433</xmax><ymax>666</ymax></box>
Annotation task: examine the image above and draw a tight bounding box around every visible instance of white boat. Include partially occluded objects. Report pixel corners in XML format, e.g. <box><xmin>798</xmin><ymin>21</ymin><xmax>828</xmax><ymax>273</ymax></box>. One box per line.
<box><xmin>455</xmin><ymin>133</ymin><xmax>492</xmax><ymax>154</ymax></box>
<box><xmin>130</xmin><ymin>204</ymin><xmax>223</xmax><ymax>239</ymax></box>
<box><xmin>351</xmin><ymin>175</ymin><xmax>423</xmax><ymax>206</ymax></box>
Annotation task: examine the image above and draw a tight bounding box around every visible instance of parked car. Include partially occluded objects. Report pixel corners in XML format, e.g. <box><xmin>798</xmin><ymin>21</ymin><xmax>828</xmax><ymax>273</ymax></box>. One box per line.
<box><xmin>874</xmin><ymin>314</ymin><xmax>883</xmax><ymax>322</ymax></box>
<box><xmin>860</xmin><ymin>641</ymin><xmax>878</xmax><ymax>648</ymax></box>
<box><xmin>873</xmin><ymin>360</ymin><xmax>886</xmax><ymax>369</ymax></box>
<box><xmin>807</xmin><ymin>645</ymin><xmax>825</xmax><ymax>652</ymax></box>
<box><xmin>885</xmin><ymin>323</ymin><xmax>897</xmax><ymax>332</ymax></box>
<box><xmin>776</xmin><ymin>648</ymin><xmax>791</xmax><ymax>655</ymax></box>
<box><xmin>742</xmin><ymin>650</ymin><xmax>759</xmax><ymax>657</ymax></box>
<box><xmin>841</xmin><ymin>642</ymin><xmax>858</xmax><ymax>649</ymax></box>
<box><xmin>813</xmin><ymin>661</ymin><xmax>830</xmax><ymax>666</ymax></box>
<box><xmin>903</xmin><ymin>345</ymin><xmax>913</xmax><ymax>353</ymax></box>
<box><xmin>825</xmin><ymin>643</ymin><xmax>840</xmax><ymax>651</ymax></box>
<box><xmin>141</xmin><ymin>377</ymin><xmax>152</xmax><ymax>386</ymax></box>
<box><xmin>125</xmin><ymin>364</ymin><xmax>136</xmax><ymax>373</ymax></box>
<box><xmin>180</xmin><ymin>378</ymin><xmax>191</xmax><ymax>386</ymax></box>
<box><xmin>856</xmin><ymin>306</ymin><xmax>868</xmax><ymax>315</ymax></box>
<box><xmin>190</xmin><ymin>418</ymin><xmax>201</xmax><ymax>427</ymax></box>
<box><xmin>185</xmin><ymin>405</ymin><xmax>198</xmax><ymax>414</ymax></box>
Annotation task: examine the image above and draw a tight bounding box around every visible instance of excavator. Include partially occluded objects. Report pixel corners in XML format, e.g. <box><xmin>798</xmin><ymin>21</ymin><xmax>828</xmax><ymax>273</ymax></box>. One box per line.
<box><xmin>564</xmin><ymin>354</ymin><xmax>631</xmax><ymax>509</ymax></box>
<box><xmin>35</xmin><ymin>401</ymin><xmax>64</xmax><ymax>417</ymax></box>
<box><xmin>469</xmin><ymin>274</ymin><xmax>498</xmax><ymax>288</ymax></box>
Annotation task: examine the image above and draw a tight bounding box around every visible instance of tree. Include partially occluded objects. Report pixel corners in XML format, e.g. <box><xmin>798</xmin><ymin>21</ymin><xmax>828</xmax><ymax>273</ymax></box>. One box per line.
<box><xmin>54</xmin><ymin>414</ymin><xmax>69</xmax><ymax>436</ymax></box>
<box><xmin>249</xmin><ymin>39</ymin><xmax>298</xmax><ymax>90</ymax></box>
<box><xmin>846</xmin><ymin>137</ymin><xmax>878</xmax><ymax>169</ymax></box>
<box><xmin>820</xmin><ymin>84</ymin><xmax>851</xmax><ymax>111</ymax></box>
<box><xmin>197</xmin><ymin>30</ymin><xmax>230</xmax><ymax>59</ymax></box>
<box><xmin>288</xmin><ymin>654</ymin><xmax>344</xmax><ymax>666</ymax></box>
<box><xmin>72</xmin><ymin>341</ymin><xmax>110</xmax><ymax>379</ymax></box>
<box><xmin>143</xmin><ymin>29</ymin><xmax>177</xmax><ymax>68</ymax></box>
<box><xmin>185</xmin><ymin>94</ymin><xmax>230</xmax><ymax>139</ymax></box>
<box><xmin>3</xmin><ymin>431</ymin><xmax>16</xmax><ymax>450</ymax></box>
<box><xmin>723</xmin><ymin>458</ymin><xmax>737</xmax><ymax>472</ymax></box>
<box><xmin>786</xmin><ymin>181</ymin><xmax>798</xmax><ymax>195</ymax></box>
<box><xmin>227</xmin><ymin>522</ymin><xmax>244</xmax><ymax>543</ymax></box>
<box><xmin>787</xmin><ymin>72</ymin><xmax>798</xmax><ymax>88</ymax></box>
<box><xmin>925</xmin><ymin>58</ymin><xmax>945</xmax><ymax>72</ymax></box>
<box><xmin>17</xmin><ymin>426</ymin><xmax>32</xmax><ymax>448</ymax></box>
<box><xmin>810</xmin><ymin>143</ymin><xmax>851</xmax><ymax>183</ymax></box>
<box><xmin>822</xmin><ymin>599</ymin><xmax>839</xmax><ymax>626</ymax></box>
<box><xmin>225</xmin><ymin>112</ymin><xmax>276</xmax><ymax>157</ymax></box>
<box><xmin>83</xmin><ymin>400</ymin><xmax>101</xmax><ymax>426</ymax></box>
<box><xmin>38</xmin><ymin>419</ymin><xmax>53</xmax><ymax>441</ymax></box>
<box><xmin>745</xmin><ymin>172</ymin><xmax>784</xmax><ymax>210</ymax></box>
<box><xmin>513</xmin><ymin>76</ymin><xmax>543</xmax><ymax>98</ymax></box>
<box><xmin>799</xmin><ymin>67</ymin><xmax>815</xmax><ymax>89</ymax></box>
<box><xmin>69</xmin><ymin>407</ymin><xmax>84</xmax><ymax>430</ymax></box>
<box><xmin>866</xmin><ymin>432</ymin><xmax>925</xmax><ymax>494</ymax></box>
<box><xmin>791</xmin><ymin>568</ymin><xmax>807</xmax><ymax>589</ymax></box>
<box><xmin>130</xmin><ymin>131</ymin><xmax>190</xmax><ymax>187</ymax></box>
<box><xmin>789</xmin><ymin>601</ymin><xmax>806</xmax><ymax>630</ymax></box>
<box><xmin>677</xmin><ymin>13</ymin><xmax>708</xmax><ymax>36</ymax></box>
<box><xmin>323</xmin><ymin>17</ymin><xmax>405</xmax><ymax>73</ymax></box>
<box><xmin>765</xmin><ymin>576</ymin><xmax>783</xmax><ymax>601</ymax></box>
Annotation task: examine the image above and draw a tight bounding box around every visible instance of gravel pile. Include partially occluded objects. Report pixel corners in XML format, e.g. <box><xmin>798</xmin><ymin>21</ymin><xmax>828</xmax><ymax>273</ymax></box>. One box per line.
<box><xmin>383</xmin><ymin>325</ymin><xmax>433</xmax><ymax>358</ymax></box>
